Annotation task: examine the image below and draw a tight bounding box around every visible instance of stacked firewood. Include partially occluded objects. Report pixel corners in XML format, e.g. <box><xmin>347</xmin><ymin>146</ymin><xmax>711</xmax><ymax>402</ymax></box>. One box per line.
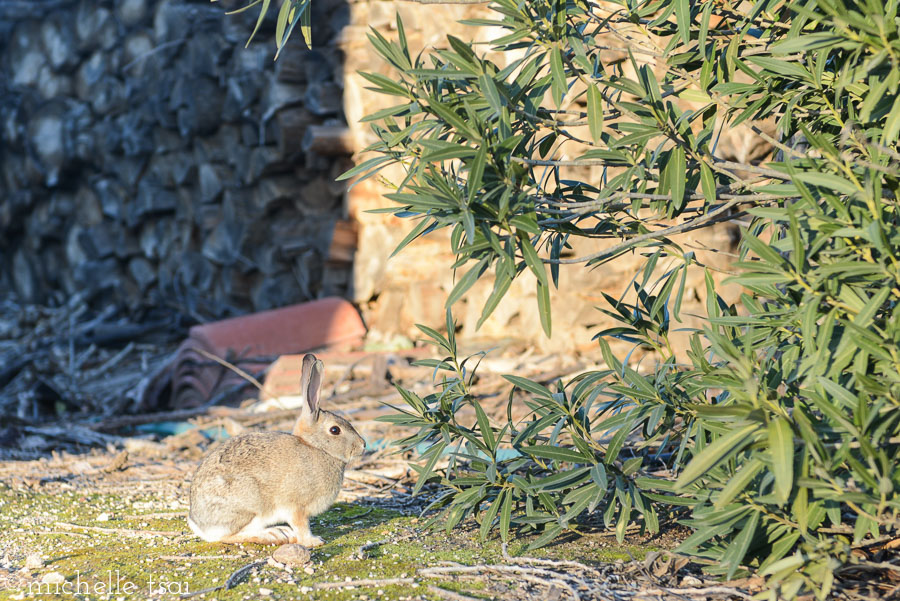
<box><xmin>0</xmin><ymin>0</ymin><xmax>355</xmax><ymax>318</ymax></box>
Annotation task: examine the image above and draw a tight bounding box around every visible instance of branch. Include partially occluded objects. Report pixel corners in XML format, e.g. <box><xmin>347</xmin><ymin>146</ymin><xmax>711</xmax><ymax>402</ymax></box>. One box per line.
<box><xmin>545</xmin><ymin>198</ymin><xmax>746</xmax><ymax>264</ymax></box>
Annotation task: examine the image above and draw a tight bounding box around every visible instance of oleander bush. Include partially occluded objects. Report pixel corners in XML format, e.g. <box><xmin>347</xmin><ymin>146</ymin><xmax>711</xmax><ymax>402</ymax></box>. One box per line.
<box><xmin>254</xmin><ymin>0</ymin><xmax>900</xmax><ymax>597</ymax></box>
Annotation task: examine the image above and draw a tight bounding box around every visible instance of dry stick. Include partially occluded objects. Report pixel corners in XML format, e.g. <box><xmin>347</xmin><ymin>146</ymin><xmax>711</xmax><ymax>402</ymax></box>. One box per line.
<box><xmin>500</xmin><ymin>542</ymin><xmax>604</xmax><ymax>579</ymax></box>
<box><xmin>427</xmin><ymin>584</ymin><xmax>484</xmax><ymax>601</ymax></box>
<box><xmin>352</xmin><ymin>538</ymin><xmax>389</xmax><ymax>560</ymax></box>
<box><xmin>638</xmin><ymin>586</ymin><xmax>754</xmax><ymax>600</ymax></box>
<box><xmin>180</xmin><ymin>559</ymin><xmax>267</xmax><ymax>599</ymax></box>
<box><xmin>122</xmin><ymin>511</ymin><xmax>188</xmax><ymax>520</ymax></box>
<box><xmin>419</xmin><ymin>565</ymin><xmax>580</xmax><ymax>601</ymax></box>
<box><xmin>54</xmin><ymin>521</ymin><xmax>180</xmax><ymax>537</ymax></box>
<box><xmin>159</xmin><ymin>555</ymin><xmax>249</xmax><ymax>562</ymax></box>
<box><xmin>312</xmin><ymin>577</ymin><xmax>416</xmax><ymax>590</ymax></box>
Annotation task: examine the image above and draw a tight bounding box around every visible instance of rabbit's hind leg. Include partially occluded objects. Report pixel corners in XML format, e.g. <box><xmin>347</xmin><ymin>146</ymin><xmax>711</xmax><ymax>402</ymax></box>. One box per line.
<box><xmin>220</xmin><ymin>515</ymin><xmax>296</xmax><ymax>545</ymax></box>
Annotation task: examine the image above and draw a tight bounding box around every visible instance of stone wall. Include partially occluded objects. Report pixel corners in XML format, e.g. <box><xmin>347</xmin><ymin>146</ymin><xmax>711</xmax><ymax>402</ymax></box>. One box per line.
<box><xmin>0</xmin><ymin>0</ymin><xmax>354</xmax><ymax>317</ymax></box>
<box><xmin>1</xmin><ymin>0</ymin><xmax>756</xmax><ymax>352</ymax></box>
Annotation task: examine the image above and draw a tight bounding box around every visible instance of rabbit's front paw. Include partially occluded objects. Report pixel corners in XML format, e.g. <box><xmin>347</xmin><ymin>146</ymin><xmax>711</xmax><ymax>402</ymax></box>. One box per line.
<box><xmin>298</xmin><ymin>534</ymin><xmax>324</xmax><ymax>548</ymax></box>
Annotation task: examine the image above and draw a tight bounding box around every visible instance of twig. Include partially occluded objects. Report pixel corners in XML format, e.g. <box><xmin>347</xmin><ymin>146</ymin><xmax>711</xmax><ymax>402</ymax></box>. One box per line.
<box><xmin>159</xmin><ymin>555</ymin><xmax>249</xmax><ymax>562</ymax></box>
<box><xmin>427</xmin><ymin>584</ymin><xmax>483</xmax><ymax>601</ymax></box>
<box><xmin>545</xmin><ymin>199</ymin><xmax>745</xmax><ymax>264</ymax></box>
<box><xmin>54</xmin><ymin>521</ymin><xmax>180</xmax><ymax>537</ymax></box>
<box><xmin>84</xmin><ymin>342</ymin><xmax>135</xmax><ymax>379</ymax></box>
<box><xmin>121</xmin><ymin>511</ymin><xmax>188</xmax><ymax>520</ymax></box>
<box><xmin>500</xmin><ymin>542</ymin><xmax>604</xmax><ymax>579</ymax></box>
<box><xmin>312</xmin><ymin>577</ymin><xmax>416</xmax><ymax>590</ymax></box>
<box><xmin>638</xmin><ymin>586</ymin><xmax>753</xmax><ymax>600</ymax></box>
<box><xmin>353</xmin><ymin>538</ymin><xmax>389</xmax><ymax>560</ymax></box>
<box><xmin>179</xmin><ymin>559</ymin><xmax>266</xmax><ymax>599</ymax></box>
<box><xmin>419</xmin><ymin>565</ymin><xmax>581</xmax><ymax>601</ymax></box>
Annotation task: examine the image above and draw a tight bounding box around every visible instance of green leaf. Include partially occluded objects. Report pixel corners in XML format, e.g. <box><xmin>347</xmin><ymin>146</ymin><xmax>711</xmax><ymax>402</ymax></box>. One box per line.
<box><xmin>245</xmin><ymin>0</ymin><xmax>272</xmax><ymax>47</ymax></box>
<box><xmin>715</xmin><ymin>457</ymin><xmax>765</xmax><ymax>509</ymax></box>
<box><xmin>668</xmin><ymin>146</ymin><xmax>687</xmax><ymax>210</ymax></box>
<box><xmin>517</xmin><ymin>231</ymin><xmax>548</xmax><ymax>287</ymax></box>
<box><xmin>413</xmin><ymin>441</ymin><xmax>447</xmax><ymax>495</ymax></box>
<box><xmin>675</xmin><ymin>424</ymin><xmax>761</xmax><ymax>490</ymax></box>
<box><xmin>527</xmin><ymin>523</ymin><xmax>564</xmax><ymax>550</ymax></box>
<box><xmin>520</xmin><ymin>445</ymin><xmax>590</xmax><ymax>463</ymax></box>
<box><xmin>275</xmin><ymin>0</ymin><xmax>291</xmax><ymax>50</ymax></box>
<box><xmin>770</xmin><ymin>33</ymin><xmax>847</xmax><ymax>53</ymax></box>
<box><xmin>537</xmin><ymin>278</ymin><xmax>552</xmax><ymax>337</ymax></box>
<box><xmin>793</xmin><ymin>172</ymin><xmax>857</xmax><ymax>195</ymax></box>
<box><xmin>700</xmin><ymin>162</ymin><xmax>715</xmax><ymax>203</ymax></box>
<box><xmin>480</xmin><ymin>490</ymin><xmax>505</xmax><ymax>541</ymax></box>
<box><xmin>768</xmin><ymin>418</ymin><xmax>794</xmax><ymax>505</ymax></box>
<box><xmin>721</xmin><ymin>510</ymin><xmax>760</xmax><ymax>579</ymax></box>
<box><xmin>550</xmin><ymin>47</ymin><xmax>566</xmax><ymax>106</ymax></box>
<box><xmin>446</xmin><ymin>257</ymin><xmax>489</xmax><ymax>307</ymax></box>
<box><xmin>480</xmin><ymin>74</ymin><xmax>503</xmax><ymax>113</ymax></box>
<box><xmin>468</xmin><ymin>145</ymin><xmax>487</xmax><ymax>204</ymax></box>
<box><xmin>504</xmin><ymin>375</ymin><xmax>553</xmax><ymax>399</ymax></box>
<box><xmin>499</xmin><ymin>487</ymin><xmax>512</xmax><ymax>542</ymax></box>
<box><xmin>473</xmin><ymin>401</ymin><xmax>496</xmax><ymax>451</ymax></box>
<box><xmin>477</xmin><ymin>268</ymin><xmax>513</xmax><ymax>328</ymax></box>
<box><xmin>391</xmin><ymin>218</ymin><xmax>434</xmax><ymax>258</ymax></box>
<box><xmin>675</xmin><ymin>0</ymin><xmax>690</xmax><ymax>46</ymax></box>
<box><xmin>587</xmin><ymin>84</ymin><xmax>604</xmax><ymax>143</ymax></box>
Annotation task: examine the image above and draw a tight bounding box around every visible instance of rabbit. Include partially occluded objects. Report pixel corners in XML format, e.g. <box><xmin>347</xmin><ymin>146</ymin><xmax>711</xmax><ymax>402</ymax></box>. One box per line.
<box><xmin>187</xmin><ymin>353</ymin><xmax>366</xmax><ymax>547</ymax></box>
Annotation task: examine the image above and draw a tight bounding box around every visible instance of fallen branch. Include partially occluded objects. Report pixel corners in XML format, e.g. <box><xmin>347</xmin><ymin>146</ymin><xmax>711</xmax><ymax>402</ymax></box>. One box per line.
<box><xmin>352</xmin><ymin>538</ymin><xmax>389</xmax><ymax>560</ymax></box>
<box><xmin>427</xmin><ymin>584</ymin><xmax>483</xmax><ymax>601</ymax></box>
<box><xmin>637</xmin><ymin>586</ymin><xmax>753</xmax><ymax>600</ymax></box>
<box><xmin>54</xmin><ymin>522</ymin><xmax>180</xmax><ymax>538</ymax></box>
<box><xmin>312</xmin><ymin>577</ymin><xmax>416</xmax><ymax>590</ymax></box>
<box><xmin>180</xmin><ymin>559</ymin><xmax>266</xmax><ymax>599</ymax></box>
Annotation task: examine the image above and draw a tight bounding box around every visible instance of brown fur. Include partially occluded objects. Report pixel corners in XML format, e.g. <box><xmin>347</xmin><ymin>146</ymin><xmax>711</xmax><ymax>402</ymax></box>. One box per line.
<box><xmin>187</xmin><ymin>355</ymin><xmax>365</xmax><ymax>546</ymax></box>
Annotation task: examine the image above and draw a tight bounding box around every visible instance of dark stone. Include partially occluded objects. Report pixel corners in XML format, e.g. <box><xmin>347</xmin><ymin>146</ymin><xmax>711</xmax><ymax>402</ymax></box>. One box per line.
<box><xmin>94</xmin><ymin>178</ymin><xmax>126</xmax><ymax>220</ymax></box>
<box><xmin>128</xmin><ymin>257</ymin><xmax>156</xmax><ymax>292</ymax></box>
<box><xmin>40</xmin><ymin>14</ymin><xmax>78</xmax><ymax>71</ymax></box>
<box><xmin>198</xmin><ymin>164</ymin><xmax>223</xmax><ymax>203</ymax></box>
<box><xmin>176</xmin><ymin>77</ymin><xmax>223</xmax><ymax>137</ymax></box>
<box><xmin>75</xmin><ymin>3</ymin><xmax>117</xmax><ymax>53</ymax></box>
<box><xmin>12</xmin><ymin>248</ymin><xmax>44</xmax><ymax>304</ymax></box>
<box><xmin>129</xmin><ymin>178</ymin><xmax>177</xmax><ymax>226</ymax></box>
<box><xmin>72</xmin><ymin>257</ymin><xmax>121</xmax><ymax>300</ymax></box>
<box><xmin>305</xmin><ymin>82</ymin><xmax>342</xmax><ymax>116</ymax></box>
<box><xmin>90</xmin><ymin>76</ymin><xmax>127</xmax><ymax>115</ymax></box>
<box><xmin>75</xmin><ymin>51</ymin><xmax>108</xmax><ymax>101</ymax></box>
<box><xmin>202</xmin><ymin>219</ymin><xmax>245</xmax><ymax>266</ymax></box>
<box><xmin>251</xmin><ymin>271</ymin><xmax>304</xmax><ymax>311</ymax></box>
<box><xmin>77</xmin><ymin>224</ymin><xmax>116</xmax><ymax>260</ymax></box>
<box><xmin>117</xmin><ymin>0</ymin><xmax>149</xmax><ymax>28</ymax></box>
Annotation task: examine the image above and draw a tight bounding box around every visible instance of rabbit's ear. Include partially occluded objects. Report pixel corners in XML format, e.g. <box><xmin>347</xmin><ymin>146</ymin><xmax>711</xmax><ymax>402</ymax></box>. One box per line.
<box><xmin>293</xmin><ymin>354</ymin><xmax>320</xmax><ymax>435</ymax></box>
<box><xmin>306</xmin><ymin>358</ymin><xmax>323</xmax><ymax>416</ymax></box>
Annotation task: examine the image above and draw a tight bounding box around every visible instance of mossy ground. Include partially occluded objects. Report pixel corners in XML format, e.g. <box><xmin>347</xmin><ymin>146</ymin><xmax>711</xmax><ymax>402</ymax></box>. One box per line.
<box><xmin>0</xmin><ymin>482</ymin><xmax>660</xmax><ymax>601</ymax></box>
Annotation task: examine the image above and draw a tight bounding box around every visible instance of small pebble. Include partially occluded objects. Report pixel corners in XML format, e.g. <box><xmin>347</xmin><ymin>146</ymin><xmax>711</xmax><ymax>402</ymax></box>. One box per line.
<box><xmin>259</xmin><ymin>587</ymin><xmax>272</xmax><ymax>596</ymax></box>
<box><xmin>681</xmin><ymin>575</ymin><xmax>702</xmax><ymax>586</ymax></box>
<box><xmin>303</xmin><ymin>566</ymin><xmax>315</xmax><ymax>575</ymax></box>
<box><xmin>42</xmin><ymin>572</ymin><xmax>66</xmax><ymax>584</ymax></box>
<box><xmin>96</xmin><ymin>513</ymin><xmax>110</xmax><ymax>522</ymax></box>
<box><xmin>272</xmin><ymin>544</ymin><xmax>311</xmax><ymax>567</ymax></box>
<box><xmin>24</xmin><ymin>554</ymin><xmax>43</xmax><ymax>570</ymax></box>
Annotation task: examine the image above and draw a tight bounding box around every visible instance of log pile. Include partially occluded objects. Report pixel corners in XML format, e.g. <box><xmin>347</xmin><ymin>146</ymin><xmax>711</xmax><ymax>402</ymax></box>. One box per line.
<box><xmin>0</xmin><ymin>0</ymin><xmax>355</xmax><ymax>318</ymax></box>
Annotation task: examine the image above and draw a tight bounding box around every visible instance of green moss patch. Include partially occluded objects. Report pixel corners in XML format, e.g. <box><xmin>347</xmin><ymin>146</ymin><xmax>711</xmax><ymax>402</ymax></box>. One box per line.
<box><xmin>0</xmin><ymin>487</ymin><xmax>659</xmax><ymax>601</ymax></box>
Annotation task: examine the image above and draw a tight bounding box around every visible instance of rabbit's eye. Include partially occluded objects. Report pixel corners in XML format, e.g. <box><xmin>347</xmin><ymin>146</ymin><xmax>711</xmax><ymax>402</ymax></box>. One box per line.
<box><xmin>329</xmin><ymin>426</ymin><xmax>341</xmax><ymax>435</ymax></box>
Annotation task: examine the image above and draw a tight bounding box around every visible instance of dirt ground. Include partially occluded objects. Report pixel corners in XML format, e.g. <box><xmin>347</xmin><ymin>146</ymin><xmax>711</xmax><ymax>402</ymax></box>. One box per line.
<box><xmin>0</xmin><ymin>351</ymin><xmax>761</xmax><ymax>601</ymax></box>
